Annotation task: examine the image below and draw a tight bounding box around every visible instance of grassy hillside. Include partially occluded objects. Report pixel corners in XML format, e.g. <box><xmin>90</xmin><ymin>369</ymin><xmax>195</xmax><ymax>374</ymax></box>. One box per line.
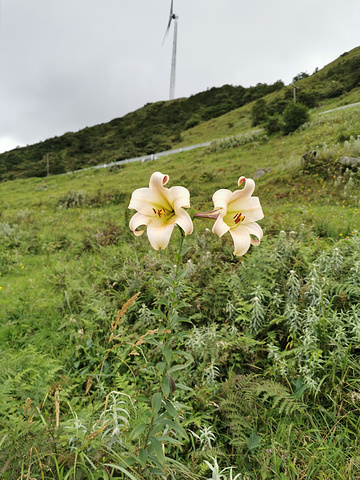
<box><xmin>1</xmin><ymin>46</ymin><xmax>360</xmax><ymax>182</ymax></box>
<box><xmin>0</xmin><ymin>82</ymin><xmax>284</xmax><ymax>181</ymax></box>
<box><xmin>1</xmin><ymin>76</ymin><xmax>360</xmax><ymax>479</ymax></box>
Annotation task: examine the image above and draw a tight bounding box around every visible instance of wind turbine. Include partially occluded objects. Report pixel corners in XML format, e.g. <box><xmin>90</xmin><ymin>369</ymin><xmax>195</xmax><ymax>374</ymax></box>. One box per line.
<box><xmin>163</xmin><ymin>0</ymin><xmax>178</xmax><ymax>100</ymax></box>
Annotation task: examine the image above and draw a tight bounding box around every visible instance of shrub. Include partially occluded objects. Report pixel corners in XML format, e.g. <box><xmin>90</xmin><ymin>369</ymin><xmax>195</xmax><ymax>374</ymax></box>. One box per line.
<box><xmin>265</xmin><ymin>114</ymin><xmax>281</xmax><ymax>135</ymax></box>
<box><xmin>282</xmin><ymin>102</ymin><xmax>310</xmax><ymax>135</ymax></box>
<box><xmin>251</xmin><ymin>98</ymin><xmax>267</xmax><ymax>126</ymax></box>
<box><xmin>56</xmin><ymin>190</ymin><xmax>86</xmax><ymax>210</ymax></box>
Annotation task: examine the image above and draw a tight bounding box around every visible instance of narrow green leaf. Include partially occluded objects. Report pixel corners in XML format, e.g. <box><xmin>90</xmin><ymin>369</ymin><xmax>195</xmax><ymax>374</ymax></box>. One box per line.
<box><xmin>168</xmin><ymin>363</ymin><xmax>187</xmax><ymax>374</ymax></box>
<box><xmin>175</xmin><ymin>382</ymin><xmax>194</xmax><ymax>392</ymax></box>
<box><xmin>162</xmin><ymin>347</ymin><xmax>172</xmax><ymax>365</ymax></box>
<box><xmin>161</xmin><ymin>375</ymin><xmax>170</xmax><ymax>397</ymax></box>
<box><xmin>144</xmin><ymin>337</ymin><xmax>162</xmax><ymax>347</ymax></box>
<box><xmin>152</xmin><ymin>392</ymin><xmax>162</xmax><ymax>416</ymax></box>
<box><xmin>160</xmin><ymin>275</ymin><xmax>176</xmax><ymax>287</ymax></box>
<box><xmin>167</xmin><ymin>371</ymin><xmax>176</xmax><ymax>396</ymax></box>
<box><xmin>139</xmin><ymin>448</ymin><xmax>148</xmax><ymax>464</ymax></box>
<box><xmin>157</xmin><ymin>435</ymin><xmax>182</xmax><ymax>446</ymax></box>
<box><xmin>149</xmin><ymin>437</ymin><xmax>165</xmax><ymax>466</ymax></box>
<box><xmin>104</xmin><ymin>464</ymin><xmax>140</xmax><ymax>480</ymax></box>
<box><xmin>149</xmin><ymin>422</ymin><xmax>163</xmax><ymax>437</ymax></box>
<box><xmin>130</xmin><ymin>423</ymin><xmax>147</xmax><ymax>441</ymax></box>
<box><xmin>164</xmin><ymin>399</ymin><xmax>178</xmax><ymax>418</ymax></box>
<box><xmin>151</xmin><ymin>308</ymin><xmax>167</xmax><ymax>319</ymax></box>
<box><xmin>157</xmin><ymin>418</ymin><xmax>188</xmax><ymax>439</ymax></box>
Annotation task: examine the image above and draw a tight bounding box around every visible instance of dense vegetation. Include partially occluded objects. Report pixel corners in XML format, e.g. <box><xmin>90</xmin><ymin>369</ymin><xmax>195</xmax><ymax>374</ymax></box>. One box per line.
<box><xmin>1</xmin><ymin>46</ymin><xmax>360</xmax><ymax>182</ymax></box>
<box><xmin>1</xmin><ymin>47</ymin><xmax>360</xmax><ymax>479</ymax></box>
<box><xmin>0</xmin><ymin>81</ymin><xmax>284</xmax><ymax>181</ymax></box>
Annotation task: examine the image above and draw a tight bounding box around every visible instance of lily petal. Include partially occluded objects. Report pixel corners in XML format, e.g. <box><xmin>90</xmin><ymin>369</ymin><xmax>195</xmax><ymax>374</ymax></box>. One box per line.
<box><xmin>146</xmin><ymin>222</ymin><xmax>175</xmax><ymax>250</ymax></box>
<box><xmin>229</xmin><ymin>222</ymin><xmax>263</xmax><ymax>256</ymax></box>
<box><xmin>212</xmin><ymin>189</ymin><xmax>233</xmax><ymax>210</ymax></box>
<box><xmin>175</xmin><ymin>208</ymin><xmax>194</xmax><ymax>236</ymax></box>
<box><xmin>228</xmin><ymin>196</ymin><xmax>264</xmax><ymax>223</ymax></box>
<box><xmin>229</xmin><ymin>228</ymin><xmax>252</xmax><ymax>256</ymax></box>
<box><xmin>129</xmin><ymin>212</ymin><xmax>151</xmax><ymax>236</ymax></box>
<box><xmin>168</xmin><ymin>185</ymin><xmax>191</xmax><ymax>210</ymax></box>
<box><xmin>212</xmin><ymin>211</ymin><xmax>230</xmax><ymax>238</ymax></box>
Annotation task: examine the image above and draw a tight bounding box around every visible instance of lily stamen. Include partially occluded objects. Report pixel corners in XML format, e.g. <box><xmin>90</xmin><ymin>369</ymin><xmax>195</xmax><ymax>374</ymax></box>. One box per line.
<box><xmin>233</xmin><ymin>212</ymin><xmax>245</xmax><ymax>225</ymax></box>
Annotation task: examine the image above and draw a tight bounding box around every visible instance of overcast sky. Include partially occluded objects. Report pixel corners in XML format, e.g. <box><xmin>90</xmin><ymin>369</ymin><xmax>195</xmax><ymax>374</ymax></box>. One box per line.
<box><xmin>0</xmin><ymin>0</ymin><xmax>359</xmax><ymax>153</ymax></box>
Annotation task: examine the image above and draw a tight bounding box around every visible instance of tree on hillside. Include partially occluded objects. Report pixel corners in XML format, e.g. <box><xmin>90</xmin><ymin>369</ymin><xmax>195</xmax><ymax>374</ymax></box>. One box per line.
<box><xmin>282</xmin><ymin>102</ymin><xmax>310</xmax><ymax>134</ymax></box>
<box><xmin>251</xmin><ymin>99</ymin><xmax>267</xmax><ymax>126</ymax></box>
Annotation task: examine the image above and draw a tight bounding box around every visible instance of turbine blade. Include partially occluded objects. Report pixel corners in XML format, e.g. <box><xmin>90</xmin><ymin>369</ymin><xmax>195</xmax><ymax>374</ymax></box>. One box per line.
<box><xmin>162</xmin><ymin>21</ymin><xmax>172</xmax><ymax>45</ymax></box>
<box><xmin>162</xmin><ymin>0</ymin><xmax>174</xmax><ymax>45</ymax></box>
<box><xmin>170</xmin><ymin>0</ymin><xmax>174</xmax><ymax>17</ymax></box>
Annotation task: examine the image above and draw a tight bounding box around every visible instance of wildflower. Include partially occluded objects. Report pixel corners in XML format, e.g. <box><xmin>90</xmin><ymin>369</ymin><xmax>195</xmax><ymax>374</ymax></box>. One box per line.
<box><xmin>212</xmin><ymin>176</ymin><xmax>264</xmax><ymax>256</ymax></box>
<box><xmin>129</xmin><ymin>172</ymin><xmax>193</xmax><ymax>250</ymax></box>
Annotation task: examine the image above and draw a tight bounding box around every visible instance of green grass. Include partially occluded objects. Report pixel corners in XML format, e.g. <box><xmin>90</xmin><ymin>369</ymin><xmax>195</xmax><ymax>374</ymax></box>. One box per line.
<box><xmin>1</xmin><ymin>91</ymin><xmax>360</xmax><ymax>479</ymax></box>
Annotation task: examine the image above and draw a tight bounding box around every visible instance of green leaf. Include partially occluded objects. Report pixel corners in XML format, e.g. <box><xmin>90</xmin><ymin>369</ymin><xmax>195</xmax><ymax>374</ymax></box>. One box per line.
<box><xmin>164</xmin><ymin>399</ymin><xmax>178</xmax><ymax>418</ymax></box>
<box><xmin>130</xmin><ymin>423</ymin><xmax>147</xmax><ymax>441</ymax></box>
<box><xmin>151</xmin><ymin>308</ymin><xmax>167</xmax><ymax>319</ymax></box>
<box><xmin>160</xmin><ymin>275</ymin><xmax>176</xmax><ymax>287</ymax></box>
<box><xmin>149</xmin><ymin>437</ymin><xmax>165</xmax><ymax>466</ymax></box>
<box><xmin>161</xmin><ymin>375</ymin><xmax>170</xmax><ymax>397</ymax></box>
<box><xmin>139</xmin><ymin>448</ymin><xmax>148</xmax><ymax>464</ymax></box>
<box><xmin>144</xmin><ymin>337</ymin><xmax>162</xmax><ymax>348</ymax></box>
<box><xmin>103</xmin><ymin>464</ymin><xmax>139</xmax><ymax>480</ymax></box>
<box><xmin>248</xmin><ymin>431</ymin><xmax>260</xmax><ymax>451</ymax></box>
<box><xmin>175</xmin><ymin>382</ymin><xmax>194</xmax><ymax>392</ymax></box>
<box><xmin>157</xmin><ymin>418</ymin><xmax>188</xmax><ymax>439</ymax></box>
<box><xmin>156</xmin><ymin>362</ymin><xmax>166</xmax><ymax>375</ymax></box>
<box><xmin>151</xmin><ymin>392</ymin><xmax>162</xmax><ymax>416</ymax></box>
<box><xmin>157</xmin><ymin>435</ymin><xmax>182</xmax><ymax>446</ymax></box>
<box><xmin>168</xmin><ymin>363</ymin><xmax>189</xmax><ymax>374</ymax></box>
<box><xmin>167</xmin><ymin>371</ymin><xmax>176</xmax><ymax>396</ymax></box>
<box><xmin>149</xmin><ymin>422</ymin><xmax>163</xmax><ymax>437</ymax></box>
<box><xmin>162</xmin><ymin>347</ymin><xmax>172</xmax><ymax>365</ymax></box>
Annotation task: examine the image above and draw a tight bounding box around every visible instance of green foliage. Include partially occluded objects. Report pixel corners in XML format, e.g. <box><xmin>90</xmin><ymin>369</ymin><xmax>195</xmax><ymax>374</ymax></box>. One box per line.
<box><xmin>282</xmin><ymin>102</ymin><xmax>310</xmax><ymax>134</ymax></box>
<box><xmin>1</xmin><ymin>56</ymin><xmax>360</xmax><ymax>478</ymax></box>
<box><xmin>265</xmin><ymin>114</ymin><xmax>281</xmax><ymax>135</ymax></box>
<box><xmin>0</xmin><ymin>80</ymin><xmax>284</xmax><ymax>182</ymax></box>
<box><xmin>251</xmin><ymin>98</ymin><xmax>267</xmax><ymax>126</ymax></box>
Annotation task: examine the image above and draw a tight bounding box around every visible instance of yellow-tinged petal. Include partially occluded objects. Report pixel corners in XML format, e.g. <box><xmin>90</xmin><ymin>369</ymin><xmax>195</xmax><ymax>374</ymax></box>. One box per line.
<box><xmin>147</xmin><ymin>222</ymin><xmax>175</xmax><ymax>250</ymax></box>
<box><xmin>212</xmin><ymin>212</ymin><xmax>230</xmax><ymax>238</ymax></box>
<box><xmin>225</xmin><ymin>196</ymin><xmax>264</xmax><ymax>224</ymax></box>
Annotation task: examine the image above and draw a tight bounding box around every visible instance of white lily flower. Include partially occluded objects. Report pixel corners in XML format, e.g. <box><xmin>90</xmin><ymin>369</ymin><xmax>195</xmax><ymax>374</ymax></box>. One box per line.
<box><xmin>129</xmin><ymin>172</ymin><xmax>193</xmax><ymax>250</ymax></box>
<box><xmin>212</xmin><ymin>176</ymin><xmax>264</xmax><ymax>256</ymax></box>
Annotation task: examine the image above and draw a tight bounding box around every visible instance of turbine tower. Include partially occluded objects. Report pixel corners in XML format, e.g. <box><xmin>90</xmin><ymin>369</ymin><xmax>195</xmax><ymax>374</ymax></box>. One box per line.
<box><xmin>163</xmin><ymin>0</ymin><xmax>178</xmax><ymax>100</ymax></box>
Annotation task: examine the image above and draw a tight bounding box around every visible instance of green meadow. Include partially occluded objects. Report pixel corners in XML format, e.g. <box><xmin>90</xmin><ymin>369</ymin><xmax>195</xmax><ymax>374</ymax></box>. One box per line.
<box><xmin>1</xmin><ymin>80</ymin><xmax>360</xmax><ymax>477</ymax></box>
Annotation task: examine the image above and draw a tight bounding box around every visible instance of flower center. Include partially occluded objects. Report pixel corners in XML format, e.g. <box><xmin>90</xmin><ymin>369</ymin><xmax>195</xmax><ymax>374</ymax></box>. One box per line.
<box><xmin>152</xmin><ymin>207</ymin><xmax>175</xmax><ymax>224</ymax></box>
<box><xmin>223</xmin><ymin>211</ymin><xmax>246</xmax><ymax>229</ymax></box>
<box><xmin>233</xmin><ymin>212</ymin><xmax>245</xmax><ymax>225</ymax></box>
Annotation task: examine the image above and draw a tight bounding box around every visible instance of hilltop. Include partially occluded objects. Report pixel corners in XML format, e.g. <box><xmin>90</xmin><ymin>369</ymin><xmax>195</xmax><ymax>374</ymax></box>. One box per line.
<box><xmin>1</xmin><ymin>46</ymin><xmax>360</xmax><ymax>181</ymax></box>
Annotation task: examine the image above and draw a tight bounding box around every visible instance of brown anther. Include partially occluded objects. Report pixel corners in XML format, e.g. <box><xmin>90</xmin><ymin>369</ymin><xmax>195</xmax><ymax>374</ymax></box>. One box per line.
<box><xmin>233</xmin><ymin>212</ymin><xmax>244</xmax><ymax>224</ymax></box>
